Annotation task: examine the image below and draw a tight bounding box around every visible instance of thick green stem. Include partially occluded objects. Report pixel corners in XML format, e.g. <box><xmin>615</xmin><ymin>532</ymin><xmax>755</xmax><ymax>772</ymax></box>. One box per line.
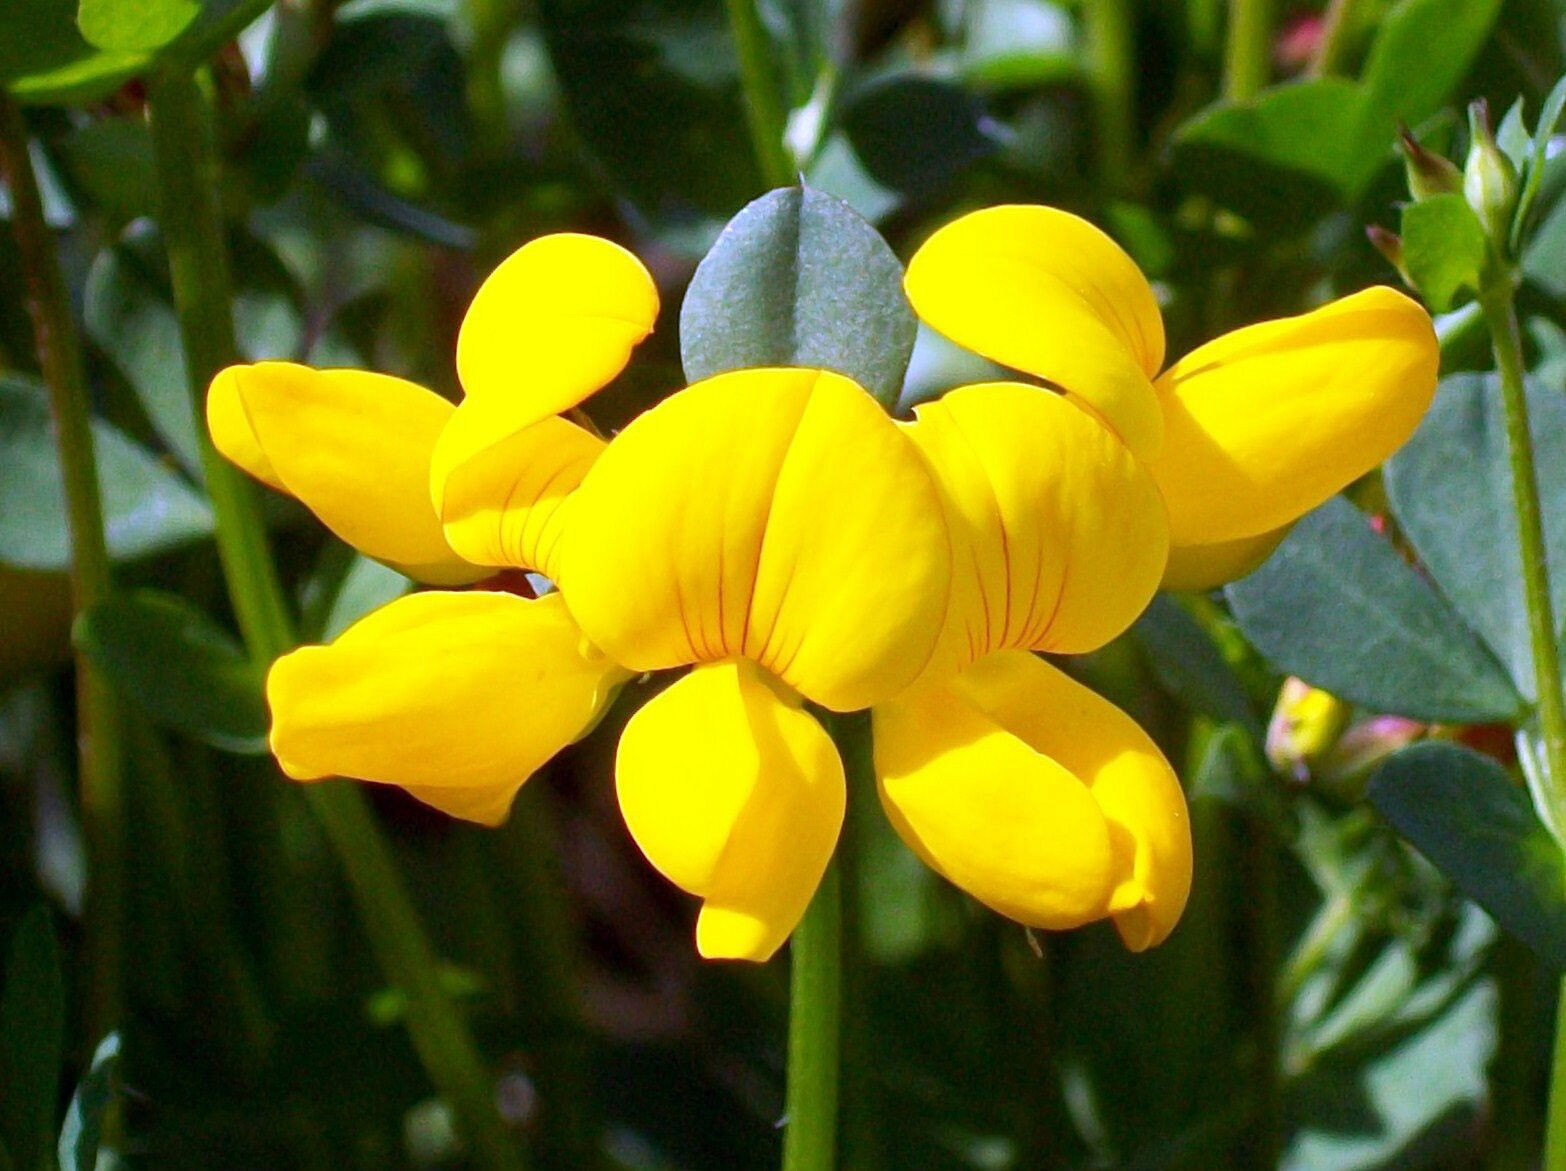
<box><xmin>144</xmin><ymin>67</ymin><xmax>525</xmax><ymax>1171</ymax></box>
<box><xmin>1086</xmin><ymin>0</ymin><xmax>1136</xmax><ymax>193</ymax></box>
<box><xmin>0</xmin><ymin>91</ymin><xmax>126</xmax><ymax>1040</ymax></box>
<box><xmin>1479</xmin><ymin>287</ymin><xmax>1566</xmax><ymax>1170</ymax></box>
<box><xmin>782</xmin><ymin>860</ymin><xmax>841</xmax><ymax>1171</ymax></box>
<box><xmin>1224</xmin><ymin>0</ymin><xmax>1272</xmax><ymax>102</ymax></box>
<box><xmin>724</xmin><ymin>0</ymin><xmax>795</xmax><ymax>189</ymax></box>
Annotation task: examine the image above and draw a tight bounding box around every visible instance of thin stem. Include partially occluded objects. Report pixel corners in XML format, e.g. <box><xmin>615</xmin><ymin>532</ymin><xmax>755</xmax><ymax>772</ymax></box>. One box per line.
<box><xmin>1479</xmin><ymin>286</ymin><xmax>1566</xmax><ymax>1169</ymax></box>
<box><xmin>724</xmin><ymin>0</ymin><xmax>795</xmax><ymax>189</ymax></box>
<box><xmin>782</xmin><ymin>860</ymin><xmax>841</xmax><ymax>1171</ymax></box>
<box><xmin>1482</xmin><ymin>292</ymin><xmax>1566</xmax><ymax>816</ymax></box>
<box><xmin>1307</xmin><ymin>0</ymin><xmax>1357</xmax><ymax>78</ymax></box>
<box><xmin>1224</xmin><ymin>0</ymin><xmax>1272</xmax><ymax>103</ymax></box>
<box><xmin>1086</xmin><ymin>0</ymin><xmax>1136</xmax><ymax>193</ymax></box>
<box><xmin>0</xmin><ymin>92</ymin><xmax>126</xmax><ymax>1040</ymax></box>
<box><xmin>144</xmin><ymin>66</ymin><xmax>525</xmax><ymax>1171</ymax></box>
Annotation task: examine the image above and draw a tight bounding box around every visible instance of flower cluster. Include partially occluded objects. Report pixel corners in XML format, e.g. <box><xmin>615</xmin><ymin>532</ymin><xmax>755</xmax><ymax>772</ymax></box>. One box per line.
<box><xmin>209</xmin><ymin>205</ymin><xmax>1438</xmax><ymax>961</ymax></box>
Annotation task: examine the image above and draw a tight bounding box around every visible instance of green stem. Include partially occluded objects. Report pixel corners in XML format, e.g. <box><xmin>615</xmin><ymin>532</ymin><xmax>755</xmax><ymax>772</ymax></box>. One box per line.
<box><xmin>1479</xmin><ymin>287</ymin><xmax>1566</xmax><ymax>1170</ymax></box>
<box><xmin>1307</xmin><ymin>0</ymin><xmax>1357</xmax><ymax>78</ymax></box>
<box><xmin>1086</xmin><ymin>0</ymin><xmax>1136</xmax><ymax>193</ymax></box>
<box><xmin>1223</xmin><ymin>0</ymin><xmax>1272</xmax><ymax>102</ymax></box>
<box><xmin>144</xmin><ymin>67</ymin><xmax>525</xmax><ymax>1171</ymax></box>
<box><xmin>0</xmin><ymin>91</ymin><xmax>126</xmax><ymax>1040</ymax></box>
<box><xmin>724</xmin><ymin>0</ymin><xmax>795</xmax><ymax>189</ymax></box>
<box><xmin>782</xmin><ymin>860</ymin><xmax>841</xmax><ymax>1171</ymax></box>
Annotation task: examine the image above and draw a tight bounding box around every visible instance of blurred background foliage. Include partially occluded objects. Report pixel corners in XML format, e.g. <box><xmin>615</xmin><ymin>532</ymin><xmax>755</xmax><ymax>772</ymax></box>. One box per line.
<box><xmin>4</xmin><ymin>0</ymin><xmax>1566</xmax><ymax>1168</ymax></box>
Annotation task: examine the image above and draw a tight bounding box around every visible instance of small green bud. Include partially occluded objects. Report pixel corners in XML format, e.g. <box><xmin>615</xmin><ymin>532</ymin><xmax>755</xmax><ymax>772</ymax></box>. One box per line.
<box><xmin>1463</xmin><ymin>98</ymin><xmax>1519</xmax><ymax>245</ymax></box>
<box><xmin>1397</xmin><ymin>125</ymin><xmax>1462</xmax><ymax>200</ymax></box>
<box><xmin>1365</xmin><ymin>224</ymin><xmax>1410</xmax><ymax>283</ymax></box>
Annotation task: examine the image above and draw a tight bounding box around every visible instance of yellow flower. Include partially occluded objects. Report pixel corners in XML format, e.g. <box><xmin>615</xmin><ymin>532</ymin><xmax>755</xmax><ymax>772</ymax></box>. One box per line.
<box><xmin>872</xmin><ymin>383</ymin><xmax>1191</xmax><ymax>951</ymax></box>
<box><xmin>208</xmin><ymin>233</ymin><xmax>658</xmax><ymax>824</ymax></box>
<box><xmin>558</xmin><ymin>366</ymin><xmax>953</xmax><ymax>960</ymax></box>
<box><xmin>904</xmin><ymin>204</ymin><xmax>1441</xmax><ymax>589</ymax></box>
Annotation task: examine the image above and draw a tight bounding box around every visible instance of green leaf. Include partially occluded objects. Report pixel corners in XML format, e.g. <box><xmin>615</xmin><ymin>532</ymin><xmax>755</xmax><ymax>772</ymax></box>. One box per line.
<box><xmin>57</xmin><ymin>1033</ymin><xmax>119</xmax><ymax>1171</ymax></box>
<box><xmin>1171</xmin><ymin>80</ymin><xmax>1372</xmax><ymax>225</ymax></box>
<box><xmin>1385</xmin><ymin>373</ymin><xmax>1566</xmax><ymax>700</ymax></box>
<box><xmin>1399</xmin><ymin>194</ymin><xmax>1488</xmax><ymax>312</ymax></box>
<box><xmin>83</xmin><ymin>233</ymin><xmax>203</xmax><ymax>477</ymax></box>
<box><xmin>321</xmin><ymin>556</ymin><xmax>411</xmax><ymax>640</ymax></box>
<box><xmin>679</xmin><ymin>185</ymin><xmax>916</xmax><ymax>407</ymax></box>
<box><xmin>75</xmin><ymin>591</ymin><xmax>266</xmax><ymax>753</ymax></box>
<box><xmin>839</xmin><ymin>75</ymin><xmax>993</xmax><ymax>195</ymax></box>
<box><xmin>0</xmin><ymin>907</ymin><xmax>63</xmax><ymax>1171</ymax></box>
<box><xmin>1359</xmin><ymin>0</ymin><xmax>1502</xmax><ymax>131</ymax></box>
<box><xmin>0</xmin><ymin>376</ymin><xmax>212</xmax><ymax>570</ymax></box>
<box><xmin>0</xmin><ymin>0</ymin><xmax>145</xmax><ymax>106</ymax></box>
<box><xmin>1370</xmin><ymin>741</ymin><xmax>1566</xmax><ymax>967</ymax></box>
<box><xmin>1513</xmin><ymin>71</ymin><xmax>1566</xmax><ymax>248</ymax></box>
<box><xmin>1225</xmin><ymin>496</ymin><xmax>1524</xmax><ymax>723</ymax></box>
<box><xmin>77</xmin><ymin>0</ymin><xmax>198</xmax><ymax>52</ymax></box>
<box><xmin>1133</xmin><ymin>595</ymin><xmax>1260</xmax><ymax>738</ymax></box>
<box><xmin>537</xmin><ymin>0</ymin><xmax>762</xmax><ymax>223</ymax></box>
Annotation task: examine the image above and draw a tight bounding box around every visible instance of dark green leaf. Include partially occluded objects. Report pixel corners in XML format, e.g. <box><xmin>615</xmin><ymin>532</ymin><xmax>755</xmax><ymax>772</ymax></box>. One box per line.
<box><xmin>84</xmin><ymin>234</ymin><xmax>203</xmax><ymax>476</ymax></box>
<box><xmin>0</xmin><ymin>0</ymin><xmax>145</xmax><ymax>106</ymax></box>
<box><xmin>77</xmin><ymin>0</ymin><xmax>198</xmax><ymax>53</ymax></box>
<box><xmin>840</xmin><ymin>75</ymin><xmax>993</xmax><ymax>195</ymax></box>
<box><xmin>55</xmin><ymin>117</ymin><xmax>157</xmax><ymax>222</ymax></box>
<box><xmin>1226</xmin><ymin>496</ymin><xmax>1524</xmax><ymax>723</ymax></box>
<box><xmin>538</xmin><ymin>0</ymin><xmax>761</xmax><ymax>223</ymax></box>
<box><xmin>1399</xmin><ymin>194</ymin><xmax>1488</xmax><ymax>312</ymax></box>
<box><xmin>0</xmin><ymin>376</ymin><xmax>212</xmax><ymax>570</ymax></box>
<box><xmin>1134</xmin><ymin>595</ymin><xmax>1260</xmax><ymax>738</ymax></box>
<box><xmin>57</xmin><ymin>1033</ymin><xmax>119</xmax><ymax>1171</ymax></box>
<box><xmin>0</xmin><ymin>907</ymin><xmax>63</xmax><ymax>1171</ymax></box>
<box><xmin>1385</xmin><ymin>373</ymin><xmax>1566</xmax><ymax>699</ymax></box>
<box><xmin>1370</xmin><ymin>741</ymin><xmax>1566</xmax><ymax>967</ymax></box>
<box><xmin>75</xmin><ymin>591</ymin><xmax>266</xmax><ymax>753</ymax></box>
<box><xmin>680</xmin><ymin>185</ymin><xmax>916</xmax><ymax>407</ymax></box>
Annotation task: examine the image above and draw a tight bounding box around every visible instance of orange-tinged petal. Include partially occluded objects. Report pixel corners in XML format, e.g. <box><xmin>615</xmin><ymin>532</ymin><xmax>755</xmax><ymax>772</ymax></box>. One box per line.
<box><xmin>905</xmin><ymin>383</ymin><xmax>1168</xmax><ymax>676</ymax></box>
<box><xmin>267</xmin><ymin>591</ymin><xmax>629</xmax><ymax>825</ymax></box>
<box><xmin>430</xmin><ymin>401</ymin><xmax>604</xmax><ymax>580</ymax></box>
<box><xmin>903</xmin><ymin>205</ymin><xmax>1164</xmax><ymax>458</ymax></box>
<box><xmin>208</xmin><ymin>362</ymin><xmax>480</xmax><ymax>584</ymax></box>
<box><xmin>1161</xmin><ymin>525</ymin><xmax>1290</xmax><ymax>591</ymax></box>
<box><xmin>616</xmin><ymin>659</ymin><xmax>844</xmax><ymax>961</ymax></box>
<box><xmin>561</xmin><ymin>368</ymin><xmax>951</xmax><ymax>711</ymax></box>
<box><xmin>456</xmin><ymin>233</ymin><xmax>659</xmax><ymax>426</ymax></box>
<box><xmin>1146</xmin><ymin>286</ymin><xmax>1439</xmax><ymax>546</ymax></box>
<box><xmin>957</xmin><ymin>651</ymin><xmax>1192</xmax><ymax>950</ymax></box>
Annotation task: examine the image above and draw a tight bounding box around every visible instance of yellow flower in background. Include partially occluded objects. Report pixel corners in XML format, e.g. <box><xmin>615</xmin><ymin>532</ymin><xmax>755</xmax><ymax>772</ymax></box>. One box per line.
<box><xmin>208</xmin><ymin>233</ymin><xmax>658</xmax><ymax>824</ymax></box>
<box><xmin>559</xmin><ymin>366</ymin><xmax>952</xmax><ymax>961</ymax></box>
<box><xmin>874</xmin><ymin>383</ymin><xmax>1191</xmax><ymax>951</ymax></box>
<box><xmin>903</xmin><ymin>204</ymin><xmax>1441</xmax><ymax>589</ymax></box>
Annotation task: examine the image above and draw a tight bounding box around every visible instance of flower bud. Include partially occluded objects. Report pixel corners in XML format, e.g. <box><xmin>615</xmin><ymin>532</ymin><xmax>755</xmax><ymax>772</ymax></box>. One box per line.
<box><xmin>1398</xmin><ymin>125</ymin><xmax>1463</xmax><ymax>201</ymax></box>
<box><xmin>1265</xmin><ymin>678</ymin><xmax>1350</xmax><ymax>782</ymax></box>
<box><xmin>1463</xmin><ymin>99</ymin><xmax>1519</xmax><ymax>245</ymax></box>
<box><xmin>1365</xmin><ymin>225</ymin><xmax>1410</xmax><ymax>283</ymax></box>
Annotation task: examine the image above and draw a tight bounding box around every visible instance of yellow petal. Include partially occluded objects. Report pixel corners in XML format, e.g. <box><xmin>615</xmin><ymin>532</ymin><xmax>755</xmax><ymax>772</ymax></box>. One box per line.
<box><xmin>455</xmin><ymin>233</ymin><xmax>659</xmax><ymax>426</ymax></box>
<box><xmin>209</xmin><ymin>362</ymin><xmax>481</xmax><ymax>585</ymax></box>
<box><xmin>561</xmin><ymin>368</ymin><xmax>951</xmax><ymax>711</ymax></box>
<box><xmin>430</xmin><ymin>400</ymin><xmax>605</xmax><ymax>580</ymax></box>
<box><xmin>906</xmin><ymin>383</ymin><xmax>1168</xmax><ymax>675</ymax></box>
<box><xmin>1161</xmin><ymin>525</ymin><xmax>1290</xmax><ymax>591</ymax></box>
<box><xmin>267</xmin><ymin>590</ymin><xmax>629</xmax><ymax>825</ymax></box>
<box><xmin>903</xmin><ymin>205</ymin><xmax>1165</xmax><ymax>459</ymax></box>
<box><xmin>873</xmin><ymin>674</ymin><xmax>1121</xmax><ymax>931</ymax></box>
<box><xmin>956</xmin><ymin>651</ymin><xmax>1192</xmax><ymax>950</ymax></box>
<box><xmin>1147</xmin><ymin>287</ymin><xmax>1439</xmax><ymax>546</ymax></box>
<box><xmin>615</xmin><ymin>659</ymin><xmax>844</xmax><ymax>961</ymax></box>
